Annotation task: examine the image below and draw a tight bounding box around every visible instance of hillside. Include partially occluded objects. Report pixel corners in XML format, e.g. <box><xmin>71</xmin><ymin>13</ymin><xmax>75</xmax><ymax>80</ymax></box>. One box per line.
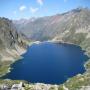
<box><xmin>14</xmin><ymin>8</ymin><xmax>90</xmax><ymax>41</ymax></box>
<box><xmin>0</xmin><ymin>17</ymin><xmax>28</xmax><ymax>77</ymax></box>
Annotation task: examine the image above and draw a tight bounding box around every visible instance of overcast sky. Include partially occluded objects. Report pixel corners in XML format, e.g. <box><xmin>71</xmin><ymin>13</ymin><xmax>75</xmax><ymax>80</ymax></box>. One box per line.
<box><xmin>0</xmin><ymin>0</ymin><xmax>90</xmax><ymax>19</ymax></box>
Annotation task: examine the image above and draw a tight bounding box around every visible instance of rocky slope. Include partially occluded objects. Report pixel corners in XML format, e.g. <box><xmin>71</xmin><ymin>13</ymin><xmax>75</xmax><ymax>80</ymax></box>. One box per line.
<box><xmin>0</xmin><ymin>17</ymin><xmax>28</xmax><ymax>62</ymax></box>
<box><xmin>14</xmin><ymin>8</ymin><xmax>90</xmax><ymax>41</ymax></box>
<box><xmin>0</xmin><ymin>17</ymin><xmax>30</xmax><ymax>78</ymax></box>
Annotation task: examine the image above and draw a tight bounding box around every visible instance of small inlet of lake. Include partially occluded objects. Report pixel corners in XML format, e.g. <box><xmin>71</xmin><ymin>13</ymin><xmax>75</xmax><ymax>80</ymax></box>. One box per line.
<box><xmin>2</xmin><ymin>42</ymin><xmax>89</xmax><ymax>84</ymax></box>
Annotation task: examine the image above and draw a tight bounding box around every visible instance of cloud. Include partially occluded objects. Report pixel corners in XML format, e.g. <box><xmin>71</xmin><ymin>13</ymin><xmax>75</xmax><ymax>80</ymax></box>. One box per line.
<box><xmin>19</xmin><ymin>5</ymin><xmax>27</xmax><ymax>11</ymax></box>
<box><xmin>30</xmin><ymin>7</ymin><xmax>39</xmax><ymax>13</ymax></box>
<box><xmin>37</xmin><ymin>0</ymin><xmax>43</xmax><ymax>5</ymax></box>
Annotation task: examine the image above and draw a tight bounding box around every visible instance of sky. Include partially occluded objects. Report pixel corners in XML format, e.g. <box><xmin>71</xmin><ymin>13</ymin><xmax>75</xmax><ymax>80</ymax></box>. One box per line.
<box><xmin>0</xmin><ymin>0</ymin><xmax>90</xmax><ymax>20</ymax></box>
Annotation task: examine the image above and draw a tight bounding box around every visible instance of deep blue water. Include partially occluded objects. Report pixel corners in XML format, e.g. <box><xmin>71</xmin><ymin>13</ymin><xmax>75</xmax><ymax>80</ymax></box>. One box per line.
<box><xmin>3</xmin><ymin>42</ymin><xmax>89</xmax><ymax>84</ymax></box>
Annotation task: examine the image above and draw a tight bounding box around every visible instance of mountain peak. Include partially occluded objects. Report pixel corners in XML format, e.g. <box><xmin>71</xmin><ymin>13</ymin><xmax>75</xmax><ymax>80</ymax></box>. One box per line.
<box><xmin>71</xmin><ymin>7</ymin><xmax>90</xmax><ymax>13</ymax></box>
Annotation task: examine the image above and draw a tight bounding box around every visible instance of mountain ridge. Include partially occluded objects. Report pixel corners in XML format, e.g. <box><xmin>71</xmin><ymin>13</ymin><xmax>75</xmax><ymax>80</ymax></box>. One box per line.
<box><xmin>13</xmin><ymin>7</ymin><xmax>90</xmax><ymax>41</ymax></box>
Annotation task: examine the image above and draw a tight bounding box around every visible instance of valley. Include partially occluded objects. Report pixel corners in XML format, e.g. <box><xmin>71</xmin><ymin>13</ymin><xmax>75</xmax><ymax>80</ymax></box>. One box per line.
<box><xmin>0</xmin><ymin>8</ymin><xmax>90</xmax><ymax>90</ymax></box>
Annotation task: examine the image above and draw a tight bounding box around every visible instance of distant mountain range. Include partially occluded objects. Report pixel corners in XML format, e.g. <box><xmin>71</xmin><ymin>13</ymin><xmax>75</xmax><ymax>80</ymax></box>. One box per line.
<box><xmin>13</xmin><ymin>7</ymin><xmax>90</xmax><ymax>41</ymax></box>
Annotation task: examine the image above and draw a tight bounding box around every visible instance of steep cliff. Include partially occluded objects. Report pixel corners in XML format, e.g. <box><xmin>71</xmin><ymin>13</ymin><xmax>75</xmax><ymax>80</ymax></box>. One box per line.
<box><xmin>0</xmin><ymin>17</ymin><xmax>28</xmax><ymax>62</ymax></box>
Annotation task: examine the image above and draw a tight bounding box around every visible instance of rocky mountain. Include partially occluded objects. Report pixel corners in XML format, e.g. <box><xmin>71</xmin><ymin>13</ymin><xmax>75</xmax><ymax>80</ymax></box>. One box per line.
<box><xmin>13</xmin><ymin>8</ymin><xmax>90</xmax><ymax>41</ymax></box>
<box><xmin>0</xmin><ymin>8</ymin><xmax>90</xmax><ymax>90</ymax></box>
<box><xmin>0</xmin><ymin>17</ymin><xmax>28</xmax><ymax>62</ymax></box>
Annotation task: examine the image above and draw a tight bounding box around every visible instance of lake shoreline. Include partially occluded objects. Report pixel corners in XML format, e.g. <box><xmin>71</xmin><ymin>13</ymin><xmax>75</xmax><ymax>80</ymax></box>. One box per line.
<box><xmin>0</xmin><ymin>49</ymin><xmax>27</xmax><ymax>78</ymax></box>
<box><xmin>0</xmin><ymin>40</ymin><xmax>90</xmax><ymax>87</ymax></box>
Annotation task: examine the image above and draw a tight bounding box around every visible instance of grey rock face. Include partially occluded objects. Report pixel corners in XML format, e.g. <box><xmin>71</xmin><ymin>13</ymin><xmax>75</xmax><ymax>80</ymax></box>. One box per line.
<box><xmin>13</xmin><ymin>8</ymin><xmax>90</xmax><ymax>41</ymax></box>
<box><xmin>0</xmin><ymin>17</ymin><xmax>28</xmax><ymax>61</ymax></box>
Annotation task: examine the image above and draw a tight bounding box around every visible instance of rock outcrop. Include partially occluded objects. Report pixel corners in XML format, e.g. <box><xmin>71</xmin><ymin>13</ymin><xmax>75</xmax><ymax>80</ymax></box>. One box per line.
<box><xmin>0</xmin><ymin>17</ymin><xmax>28</xmax><ymax>62</ymax></box>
